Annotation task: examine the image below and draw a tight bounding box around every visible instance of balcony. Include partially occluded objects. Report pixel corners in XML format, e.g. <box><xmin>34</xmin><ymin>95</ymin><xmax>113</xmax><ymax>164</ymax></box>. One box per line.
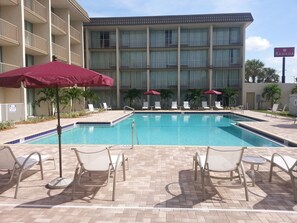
<box><xmin>70</xmin><ymin>26</ymin><xmax>80</xmax><ymax>44</ymax></box>
<box><xmin>0</xmin><ymin>18</ymin><xmax>19</xmax><ymax>46</ymax></box>
<box><xmin>51</xmin><ymin>12</ymin><xmax>66</xmax><ymax>35</ymax></box>
<box><xmin>25</xmin><ymin>31</ymin><xmax>47</xmax><ymax>55</ymax></box>
<box><xmin>71</xmin><ymin>51</ymin><xmax>81</xmax><ymax>66</ymax></box>
<box><xmin>0</xmin><ymin>0</ymin><xmax>18</xmax><ymax>6</ymax></box>
<box><xmin>52</xmin><ymin>43</ymin><xmax>67</xmax><ymax>62</ymax></box>
<box><xmin>0</xmin><ymin>62</ymin><xmax>19</xmax><ymax>73</ymax></box>
<box><xmin>24</xmin><ymin>0</ymin><xmax>47</xmax><ymax>23</ymax></box>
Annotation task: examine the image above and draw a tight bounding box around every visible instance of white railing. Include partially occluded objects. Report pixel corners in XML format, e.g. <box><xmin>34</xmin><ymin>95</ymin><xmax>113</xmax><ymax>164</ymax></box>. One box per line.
<box><xmin>70</xmin><ymin>26</ymin><xmax>80</xmax><ymax>43</ymax></box>
<box><xmin>0</xmin><ymin>103</ymin><xmax>25</xmax><ymax>122</ymax></box>
<box><xmin>51</xmin><ymin>12</ymin><xmax>67</xmax><ymax>33</ymax></box>
<box><xmin>71</xmin><ymin>51</ymin><xmax>81</xmax><ymax>66</ymax></box>
<box><xmin>0</xmin><ymin>18</ymin><xmax>18</xmax><ymax>43</ymax></box>
<box><xmin>24</xmin><ymin>0</ymin><xmax>46</xmax><ymax>21</ymax></box>
<box><xmin>0</xmin><ymin>62</ymin><xmax>19</xmax><ymax>73</ymax></box>
<box><xmin>25</xmin><ymin>31</ymin><xmax>47</xmax><ymax>54</ymax></box>
<box><xmin>52</xmin><ymin>43</ymin><xmax>67</xmax><ymax>61</ymax></box>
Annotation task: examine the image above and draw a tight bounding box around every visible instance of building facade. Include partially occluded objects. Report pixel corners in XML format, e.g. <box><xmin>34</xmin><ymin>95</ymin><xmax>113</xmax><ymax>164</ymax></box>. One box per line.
<box><xmin>84</xmin><ymin>13</ymin><xmax>253</xmax><ymax>109</ymax></box>
<box><xmin>0</xmin><ymin>0</ymin><xmax>89</xmax><ymax>119</ymax></box>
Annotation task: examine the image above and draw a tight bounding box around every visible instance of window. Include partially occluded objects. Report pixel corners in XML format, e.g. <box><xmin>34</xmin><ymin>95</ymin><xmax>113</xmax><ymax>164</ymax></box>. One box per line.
<box><xmin>165</xmin><ymin>30</ymin><xmax>172</xmax><ymax>46</ymax></box>
<box><xmin>25</xmin><ymin>54</ymin><xmax>34</xmax><ymax>66</ymax></box>
<box><xmin>213</xmin><ymin>49</ymin><xmax>241</xmax><ymax>67</ymax></box>
<box><xmin>100</xmin><ymin>32</ymin><xmax>109</xmax><ymax>48</ymax></box>
<box><xmin>212</xmin><ymin>69</ymin><xmax>240</xmax><ymax>88</ymax></box>
<box><xmin>213</xmin><ymin>27</ymin><xmax>241</xmax><ymax>45</ymax></box>
<box><xmin>90</xmin><ymin>31</ymin><xmax>116</xmax><ymax>48</ymax></box>
<box><xmin>25</xmin><ymin>20</ymin><xmax>33</xmax><ymax>32</ymax></box>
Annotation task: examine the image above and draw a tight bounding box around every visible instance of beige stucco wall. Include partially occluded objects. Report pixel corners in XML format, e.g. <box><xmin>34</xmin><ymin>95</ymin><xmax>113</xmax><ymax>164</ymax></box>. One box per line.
<box><xmin>243</xmin><ymin>83</ymin><xmax>297</xmax><ymax>110</ymax></box>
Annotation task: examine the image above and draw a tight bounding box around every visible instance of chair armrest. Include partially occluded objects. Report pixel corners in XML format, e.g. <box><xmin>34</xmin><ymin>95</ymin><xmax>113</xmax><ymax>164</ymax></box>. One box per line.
<box><xmin>18</xmin><ymin>152</ymin><xmax>42</xmax><ymax>170</ymax></box>
<box><xmin>271</xmin><ymin>153</ymin><xmax>292</xmax><ymax>172</ymax></box>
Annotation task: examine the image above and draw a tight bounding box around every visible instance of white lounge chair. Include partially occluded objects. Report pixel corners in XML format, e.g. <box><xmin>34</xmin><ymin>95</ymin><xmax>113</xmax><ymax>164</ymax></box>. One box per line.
<box><xmin>194</xmin><ymin>146</ymin><xmax>248</xmax><ymax>201</ymax></box>
<box><xmin>202</xmin><ymin>101</ymin><xmax>210</xmax><ymax>110</ymax></box>
<box><xmin>214</xmin><ymin>101</ymin><xmax>223</xmax><ymax>110</ymax></box>
<box><xmin>0</xmin><ymin>146</ymin><xmax>45</xmax><ymax>198</ymax></box>
<box><xmin>266</xmin><ymin>103</ymin><xmax>279</xmax><ymax>116</ymax></box>
<box><xmin>103</xmin><ymin>102</ymin><xmax>112</xmax><ymax>111</ymax></box>
<box><xmin>262</xmin><ymin>153</ymin><xmax>297</xmax><ymax>202</ymax></box>
<box><xmin>71</xmin><ymin>147</ymin><xmax>127</xmax><ymax>201</ymax></box>
<box><xmin>183</xmin><ymin>101</ymin><xmax>190</xmax><ymax>110</ymax></box>
<box><xmin>154</xmin><ymin>101</ymin><xmax>161</xmax><ymax>110</ymax></box>
<box><xmin>171</xmin><ymin>101</ymin><xmax>178</xmax><ymax>110</ymax></box>
<box><xmin>88</xmin><ymin>104</ymin><xmax>98</xmax><ymax>113</ymax></box>
<box><xmin>142</xmin><ymin>101</ymin><xmax>149</xmax><ymax>110</ymax></box>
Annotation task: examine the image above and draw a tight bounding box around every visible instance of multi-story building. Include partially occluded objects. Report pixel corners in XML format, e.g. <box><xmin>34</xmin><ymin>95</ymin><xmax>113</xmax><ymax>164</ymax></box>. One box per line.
<box><xmin>0</xmin><ymin>0</ymin><xmax>89</xmax><ymax>119</ymax></box>
<box><xmin>84</xmin><ymin>13</ymin><xmax>253</xmax><ymax>109</ymax></box>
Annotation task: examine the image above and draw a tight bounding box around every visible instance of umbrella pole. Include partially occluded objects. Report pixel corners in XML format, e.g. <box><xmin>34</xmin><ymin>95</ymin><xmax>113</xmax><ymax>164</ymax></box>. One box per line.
<box><xmin>47</xmin><ymin>87</ymin><xmax>72</xmax><ymax>189</ymax></box>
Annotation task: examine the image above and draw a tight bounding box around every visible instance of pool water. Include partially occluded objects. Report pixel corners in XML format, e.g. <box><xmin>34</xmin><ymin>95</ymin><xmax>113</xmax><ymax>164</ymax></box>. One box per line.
<box><xmin>28</xmin><ymin>113</ymin><xmax>282</xmax><ymax>147</ymax></box>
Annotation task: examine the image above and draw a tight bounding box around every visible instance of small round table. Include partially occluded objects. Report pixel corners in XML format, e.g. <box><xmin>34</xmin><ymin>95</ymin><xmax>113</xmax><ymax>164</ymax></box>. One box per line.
<box><xmin>242</xmin><ymin>155</ymin><xmax>266</xmax><ymax>186</ymax></box>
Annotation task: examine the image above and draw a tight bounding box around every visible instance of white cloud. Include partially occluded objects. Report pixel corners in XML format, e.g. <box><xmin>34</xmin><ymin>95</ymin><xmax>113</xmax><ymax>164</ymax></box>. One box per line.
<box><xmin>246</xmin><ymin>36</ymin><xmax>271</xmax><ymax>51</ymax></box>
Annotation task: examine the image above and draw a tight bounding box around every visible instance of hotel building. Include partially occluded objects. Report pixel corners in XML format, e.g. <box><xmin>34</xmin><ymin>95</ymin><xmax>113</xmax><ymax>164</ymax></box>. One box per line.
<box><xmin>84</xmin><ymin>13</ymin><xmax>253</xmax><ymax>109</ymax></box>
<box><xmin>0</xmin><ymin>0</ymin><xmax>89</xmax><ymax>119</ymax></box>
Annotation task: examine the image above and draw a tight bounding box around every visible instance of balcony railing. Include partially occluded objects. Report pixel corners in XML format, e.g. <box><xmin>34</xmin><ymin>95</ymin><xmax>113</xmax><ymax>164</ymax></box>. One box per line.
<box><xmin>25</xmin><ymin>31</ymin><xmax>47</xmax><ymax>54</ymax></box>
<box><xmin>0</xmin><ymin>62</ymin><xmax>19</xmax><ymax>73</ymax></box>
<box><xmin>0</xmin><ymin>0</ymin><xmax>18</xmax><ymax>5</ymax></box>
<box><xmin>24</xmin><ymin>0</ymin><xmax>47</xmax><ymax>22</ymax></box>
<box><xmin>70</xmin><ymin>26</ymin><xmax>80</xmax><ymax>43</ymax></box>
<box><xmin>52</xmin><ymin>43</ymin><xmax>67</xmax><ymax>61</ymax></box>
<box><xmin>51</xmin><ymin>12</ymin><xmax>66</xmax><ymax>34</ymax></box>
<box><xmin>71</xmin><ymin>51</ymin><xmax>81</xmax><ymax>66</ymax></box>
<box><xmin>0</xmin><ymin>18</ymin><xmax>18</xmax><ymax>45</ymax></box>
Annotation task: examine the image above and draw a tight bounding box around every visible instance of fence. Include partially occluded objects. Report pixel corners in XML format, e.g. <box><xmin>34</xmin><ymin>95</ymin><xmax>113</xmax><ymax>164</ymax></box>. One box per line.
<box><xmin>0</xmin><ymin>103</ymin><xmax>25</xmax><ymax>122</ymax></box>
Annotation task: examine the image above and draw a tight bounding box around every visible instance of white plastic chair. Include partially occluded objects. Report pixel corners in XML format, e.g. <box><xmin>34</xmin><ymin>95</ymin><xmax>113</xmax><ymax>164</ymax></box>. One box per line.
<box><xmin>0</xmin><ymin>146</ymin><xmax>45</xmax><ymax>199</ymax></box>
<box><xmin>88</xmin><ymin>104</ymin><xmax>95</xmax><ymax>112</ymax></box>
<box><xmin>194</xmin><ymin>146</ymin><xmax>248</xmax><ymax>201</ymax></box>
<box><xmin>142</xmin><ymin>101</ymin><xmax>149</xmax><ymax>110</ymax></box>
<box><xmin>171</xmin><ymin>101</ymin><xmax>177</xmax><ymax>110</ymax></box>
<box><xmin>266</xmin><ymin>103</ymin><xmax>279</xmax><ymax>116</ymax></box>
<box><xmin>183</xmin><ymin>101</ymin><xmax>190</xmax><ymax>110</ymax></box>
<box><xmin>263</xmin><ymin>153</ymin><xmax>297</xmax><ymax>202</ymax></box>
<box><xmin>202</xmin><ymin>101</ymin><xmax>210</xmax><ymax>110</ymax></box>
<box><xmin>154</xmin><ymin>101</ymin><xmax>161</xmax><ymax>110</ymax></box>
<box><xmin>71</xmin><ymin>147</ymin><xmax>127</xmax><ymax>201</ymax></box>
<box><xmin>214</xmin><ymin>101</ymin><xmax>223</xmax><ymax>110</ymax></box>
<box><xmin>103</xmin><ymin>102</ymin><xmax>112</xmax><ymax>111</ymax></box>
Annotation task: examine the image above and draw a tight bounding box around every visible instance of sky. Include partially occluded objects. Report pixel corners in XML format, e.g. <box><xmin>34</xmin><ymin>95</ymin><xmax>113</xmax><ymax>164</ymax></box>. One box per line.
<box><xmin>76</xmin><ymin>0</ymin><xmax>297</xmax><ymax>83</ymax></box>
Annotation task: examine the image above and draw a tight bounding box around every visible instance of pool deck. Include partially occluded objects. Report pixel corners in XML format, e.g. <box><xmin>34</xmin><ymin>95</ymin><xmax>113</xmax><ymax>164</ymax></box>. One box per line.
<box><xmin>1</xmin><ymin>109</ymin><xmax>297</xmax><ymax>222</ymax></box>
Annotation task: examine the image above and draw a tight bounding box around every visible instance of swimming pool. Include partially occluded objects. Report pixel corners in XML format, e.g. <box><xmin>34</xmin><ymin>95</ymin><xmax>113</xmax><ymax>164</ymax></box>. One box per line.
<box><xmin>27</xmin><ymin>113</ymin><xmax>282</xmax><ymax>147</ymax></box>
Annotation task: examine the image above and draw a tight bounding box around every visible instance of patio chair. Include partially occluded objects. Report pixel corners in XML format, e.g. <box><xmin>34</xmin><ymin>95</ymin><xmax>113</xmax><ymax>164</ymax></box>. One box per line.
<box><xmin>88</xmin><ymin>104</ymin><xmax>98</xmax><ymax>113</ymax></box>
<box><xmin>0</xmin><ymin>146</ymin><xmax>45</xmax><ymax>199</ymax></box>
<box><xmin>262</xmin><ymin>153</ymin><xmax>297</xmax><ymax>202</ymax></box>
<box><xmin>142</xmin><ymin>101</ymin><xmax>149</xmax><ymax>110</ymax></box>
<box><xmin>71</xmin><ymin>147</ymin><xmax>127</xmax><ymax>201</ymax></box>
<box><xmin>183</xmin><ymin>101</ymin><xmax>190</xmax><ymax>110</ymax></box>
<box><xmin>103</xmin><ymin>102</ymin><xmax>112</xmax><ymax>111</ymax></box>
<box><xmin>193</xmin><ymin>146</ymin><xmax>248</xmax><ymax>201</ymax></box>
<box><xmin>154</xmin><ymin>101</ymin><xmax>161</xmax><ymax>110</ymax></box>
<box><xmin>202</xmin><ymin>101</ymin><xmax>210</xmax><ymax>110</ymax></box>
<box><xmin>214</xmin><ymin>101</ymin><xmax>223</xmax><ymax>110</ymax></box>
<box><xmin>266</xmin><ymin>103</ymin><xmax>279</xmax><ymax>116</ymax></box>
<box><xmin>171</xmin><ymin>101</ymin><xmax>178</xmax><ymax>110</ymax></box>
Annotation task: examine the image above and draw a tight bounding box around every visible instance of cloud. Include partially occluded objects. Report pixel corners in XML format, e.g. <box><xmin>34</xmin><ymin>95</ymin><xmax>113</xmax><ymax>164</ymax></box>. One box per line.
<box><xmin>246</xmin><ymin>36</ymin><xmax>271</xmax><ymax>51</ymax></box>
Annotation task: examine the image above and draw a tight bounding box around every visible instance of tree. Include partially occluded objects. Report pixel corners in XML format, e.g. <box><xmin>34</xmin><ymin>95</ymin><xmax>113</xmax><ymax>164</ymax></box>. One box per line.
<box><xmin>245</xmin><ymin>59</ymin><xmax>265</xmax><ymax>83</ymax></box>
<box><xmin>222</xmin><ymin>87</ymin><xmax>238</xmax><ymax>107</ymax></box>
<box><xmin>185</xmin><ymin>89</ymin><xmax>205</xmax><ymax>108</ymax></box>
<box><xmin>35</xmin><ymin>88</ymin><xmax>57</xmax><ymax>116</ymax></box>
<box><xmin>160</xmin><ymin>89</ymin><xmax>173</xmax><ymax>108</ymax></box>
<box><xmin>291</xmin><ymin>85</ymin><xmax>297</xmax><ymax>94</ymax></box>
<box><xmin>123</xmin><ymin>88</ymin><xmax>141</xmax><ymax>107</ymax></box>
<box><xmin>262</xmin><ymin>84</ymin><xmax>281</xmax><ymax>107</ymax></box>
<box><xmin>63</xmin><ymin>87</ymin><xmax>84</xmax><ymax>112</ymax></box>
<box><xmin>82</xmin><ymin>88</ymin><xmax>99</xmax><ymax>105</ymax></box>
<box><xmin>259</xmin><ymin>68</ymin><xmax>279</xmax><ymax>83</ymax></box>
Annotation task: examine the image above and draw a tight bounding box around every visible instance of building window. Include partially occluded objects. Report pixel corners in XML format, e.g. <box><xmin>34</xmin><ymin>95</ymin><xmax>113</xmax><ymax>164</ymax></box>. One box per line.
<box><xmin>213</xmin><ymin>49</ymin><xmax>241</xmax><ymax>67</ymax></box>
<box><xmin>25</xmin><ymin>54</ymin><xmax>34</xmax><ymax>66</ymax></box>
<box><xmin>213</xmin><ymin>69</ymin><xmax>240</xmax><ymax>88</ymax></box>
<box><xmin>213</xmin><ymin>27</ymin><xmax>241</xmax><ymax>45</ymax></box>
<box><xmin>180</xmin><ymin>28</ymin><xmax>208</xmax><ymax>46</ymax></box>
<box><xmin>165</xmin><ymin>30</ymin><xmax>172</xmax><ymax>46</ymax></box>
<box><xmin>90</xmin><ymin>31</ymin><xmax>116</xmax><ymax>48</ymax></box>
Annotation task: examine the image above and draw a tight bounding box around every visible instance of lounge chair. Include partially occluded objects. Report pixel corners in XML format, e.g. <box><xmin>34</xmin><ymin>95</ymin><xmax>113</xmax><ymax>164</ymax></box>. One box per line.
<box><xmin>266</xmin><ymin>103</ymin><xmax>279</xmax><ymax>116</ymax></box>
<box><xmin>193</xmin><ymin>146</ymin><xmax>248</xmax><ymax>201</ymax></box>
<box><xmin>202</xmin><ymin>101</ymin><xmax>210</xmax><ymax>110</ymax></box>
<box><xmin>88</xmin><ymin>104</ymin><xmax>98</xmax><ymax>113</ymax></box>
<box><xmin>183</xmin><ymin>101</ymin><xmax>190</xmax><ymax>110</ymax></box>
<box><xmin>214</xmin><ymin>101</ymin><xmax>223</xmax><ymax>110</ymax></box>
<box><xmin>154</xmin><ymin>101</ymin><xmax>161</xmax><ymax>110</ymax></box>
<box><xmin>71</xmin><ymin>147</ymin><xmax>127</xmax><ymax>201</ymax></box>
<box><xmin>103</xmin><ymin>102</ymin><xmax>112</xmax><ymax>111</ymax></box>
<box><xmin>262</xmin><ymin>153</ymin><xmax>297</xmax><ymax>202</ymax></box>
<box><xmin>142</xmin><ymin>101</ymin><xmax>149</xmax><ymax>110</ymax></box>
<box><xmin>0</xmin><ymin>146</ymin><xmax>46</xmax><ymax>199</ymax></box>
<box><xmin>171</xmin><ymin>101</ymin><xmax>178</xmax><ymax>110</ymax></box>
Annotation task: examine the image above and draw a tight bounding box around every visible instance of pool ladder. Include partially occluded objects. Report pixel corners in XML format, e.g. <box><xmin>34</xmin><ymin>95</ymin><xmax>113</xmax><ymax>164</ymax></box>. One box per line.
<box><xmin>123</xmin><ymin>106</ymin><xmax>135</xmax><ymax>114</ymax></box>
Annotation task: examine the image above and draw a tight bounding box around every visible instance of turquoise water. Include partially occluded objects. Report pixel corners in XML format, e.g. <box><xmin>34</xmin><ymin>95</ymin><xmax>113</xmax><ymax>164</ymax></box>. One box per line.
<box><xmin>28</xmin><ymin>113</ymin><xmax>282</xmax><ymax>147</ymax></box>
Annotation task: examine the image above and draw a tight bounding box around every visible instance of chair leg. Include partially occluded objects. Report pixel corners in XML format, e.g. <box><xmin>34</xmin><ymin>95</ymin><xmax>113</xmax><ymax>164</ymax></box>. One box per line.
<box><xmin>289</xmin><ymin>173</ymin><xmax>297</xmax><ymax>202</ymax></box>
<box><xmin>14</xmin><ymin>171</ymin><xmax>23</xmax><ymax>199</ymax></box>
<box><xmin>122</xmin><ymin>154</ymin><xmax>126</xmax><ymax>181</ymax></box>
<box><xmin>201</xmin><ymin>169</ymin><xmax>205</xmax><ymax>200</ymax></box>
<box><xmin>240</xmin><ymin>163</ymin><xmax>249</xmax><ymax>201</ymax></box>
<box><xmin>194</xmin><ymin>159</ymin><xmax>197</xmax><ymax>181</ymax></box>
<box><xmin>71</xmin><ymin>167</ymin><xmax>79</xmax><ymax>200</ymax></box>
<box><xmin>112</xmin><ymin>169</ymin><xmax>117</xmax><ymax>201</ymax></box>
<box><xmin>269</xmin><ymin>163</ymin><xmax>274</xmax><ymax>182</ymax></box>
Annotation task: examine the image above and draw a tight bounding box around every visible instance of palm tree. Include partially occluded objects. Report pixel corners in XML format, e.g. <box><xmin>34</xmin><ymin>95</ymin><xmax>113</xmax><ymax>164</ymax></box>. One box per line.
<box><xmin>222</xmin><ymin>87</ymin><xmax>237</xmax><ymax>107</ymax></box>
<box><xmin>35</xmin><ymin>88</ymin><xmax>57</xmax><ymax>116</ymax></box>
<box><xmin>245</xmin><ymin>59</ymin><xmax>265</xmax><ymax>83</ymax></box>
<box><xmin>262</xmin><ymin>84</ymin><xmax>281</xmax><ymax>107</ymax></box>
<box><xmin>123</xmin><ymin>88</ymin><xmax>141</xmax><ymax>107</ymax></box>
<box><xmin>261</xmin><ymin>68</ymin><xmax>280</xmax><ymax>83</ymax></box>
<box><xmin>63</xmin><ymin>87</ymin><xmax>84</xmax><ymax>112</ymax></box>
<box><xmin>160</xmin><ymin>89</ymin><xmax>173</xmax><ymax>108</ymax></box>
<box><xmin>185</xmin><ymin>89</ymin><xmax>205</xmax><ymax>109</ymax></box>
<box><xmin>82</xmin><ymin>88</ymin><xmax>99</xmax><ymax>105</ymax></box>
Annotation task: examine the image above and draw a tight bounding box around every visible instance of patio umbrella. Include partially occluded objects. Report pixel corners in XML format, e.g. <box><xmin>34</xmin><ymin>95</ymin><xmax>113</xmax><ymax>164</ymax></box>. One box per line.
<box><xmin>144</xmin><ymin>90</ymin><xmax>160</xmax><ymax>95</ymax></box>
<box><xmin>204</xmin><ymin>89</ymin><xmax>222</xmax><ymax>95</ymax></box>
<box><xmin>0</xmin><ymin>59</ymin><xmax>113</xmax><ymax>188</ymax></box>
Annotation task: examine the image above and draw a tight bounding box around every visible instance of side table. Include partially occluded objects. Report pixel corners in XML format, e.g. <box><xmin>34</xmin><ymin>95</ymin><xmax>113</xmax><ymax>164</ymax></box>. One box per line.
<box><xmin>242</xmin><ymin>155</ymin><xmax>266</xmax><ymax>186</ymax></box>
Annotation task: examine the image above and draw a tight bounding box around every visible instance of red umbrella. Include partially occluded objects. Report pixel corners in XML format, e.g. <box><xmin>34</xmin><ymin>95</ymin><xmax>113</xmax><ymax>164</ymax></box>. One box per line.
<box><xmin>204</xmin><ymin>89</ymin><xmax>222</xmax><ymax>95</ymax></box>
<box><xmin>0</xmin><ymin>60</ymin><xmax>113</xmax><ymax>188</ymax></box>
<box><xmin>144</xmin><ymin>90</ymin><xmax>160</xmax><ymax>95</ymax></box>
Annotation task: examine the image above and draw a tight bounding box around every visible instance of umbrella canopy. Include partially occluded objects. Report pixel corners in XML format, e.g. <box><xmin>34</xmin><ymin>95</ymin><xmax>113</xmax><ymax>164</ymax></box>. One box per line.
<box><xmin>204</xmin><ymin>89</ymin><xmax>222</xmax><ymax>95</ymax></box>
<box><xmin>0</xmin><ymin>60</ymin><xmax>113</xmax><ymax>188</ymax></box>
<box><xmin>144</xmin><ymin>90</ymin><xmax>160</xmax><ymax>95</ymax></box>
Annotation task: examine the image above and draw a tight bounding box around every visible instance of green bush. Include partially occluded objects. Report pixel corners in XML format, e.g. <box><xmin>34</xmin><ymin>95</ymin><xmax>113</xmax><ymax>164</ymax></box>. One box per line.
<box><xmin>0</xmin><ymin>121</ymin><xmax>15</xmax><ymax>131</ymax></box>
